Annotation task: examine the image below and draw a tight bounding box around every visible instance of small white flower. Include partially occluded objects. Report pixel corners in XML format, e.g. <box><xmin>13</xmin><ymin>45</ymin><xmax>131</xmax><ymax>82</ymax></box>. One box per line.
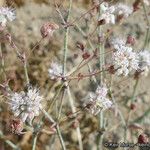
<box><xmin>112</xmin><ymin>39</ymin><xmax>139</xmax><ymax>76</ymax></box>
<box><xmin>8</xmin><ymin>87</ymin><xmax>43</xmax><ymax>124</ymax></box>
<box><xmin>0</xmin><ymin>7</ymin><xmax>15</xmax><ymax>27</ymax></box>
<box><xmin>115</xmin><ymin>3</ymin><xmax>133</xmax><ymax>18</ymax></box>
<box><xmin>111</xmin><ymin>38</ymin><xmax>126</xmax><ymax>49</ymax></box>
<box><xmin>83</xmin><ymin>85</ymin><xmax>112</xmax><ymax>115</ymax></box>
<box><xmin>48</xmin><ymin>62</ymin><xmax>62</xmax><ymax>80</ymax></box>
<box><xmin>139</xmin><ymin>50</ymin><xmax>150</xmax><ymax>76</ymax></box>
<box><xmin>143</xmin><ymin>0</ymin><xmax>149</xmax><ymax>6</ymax></box>
<box><xmin>99</xmin><ymin>2</ymin><xmax>115</xmax><ymax>24</ymax></box>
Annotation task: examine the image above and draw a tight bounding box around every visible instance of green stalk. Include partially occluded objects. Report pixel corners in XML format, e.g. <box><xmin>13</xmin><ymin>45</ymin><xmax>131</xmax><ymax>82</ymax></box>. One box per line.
<box><xmin>63</xmin><ymin>0</ymin><xmax>72</xmax><ymax>75</ymax></box>
<box><xmin>32</xmin><ymin>134</ymin><xmax>38</xmax><ymax>150</ymax></box>
<box><xmin>97</xmin><ymin>1</ymin><xmax>105</xmax><ymax>149</ymax></box>
<box><xmin>24</xmin><ymin>59</ymin><xmax>30</xmax><ymax>85</ymax></box>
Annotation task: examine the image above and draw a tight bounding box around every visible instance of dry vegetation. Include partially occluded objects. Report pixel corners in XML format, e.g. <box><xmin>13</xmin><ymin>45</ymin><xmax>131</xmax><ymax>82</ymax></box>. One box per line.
<box><xmin>0</xmin><ymin>0</ymin><xmax>150</xmax><ymax>150</ymax></box>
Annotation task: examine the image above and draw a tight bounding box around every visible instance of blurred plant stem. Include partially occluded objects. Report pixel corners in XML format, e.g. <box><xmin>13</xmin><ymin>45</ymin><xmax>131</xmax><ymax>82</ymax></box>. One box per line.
<box><xmin>62</xmin><ymin>0</ymin><xmax>72</xmax><ymax>75</ymax></box>
<box><xmin>41</xmin><ymin>108</ymin><xmax>66</xmax><ymax>150</ymax></box>
<box><xmin>134</xmin><ymin>107</ymin><xmax>150</xmax><ymax>123</ymax></box>
<box><xmin>0</xmin><ymin>43</ymin><xmax>7</xmax><ymax>81</ymax></box>
<box><xmin>142</xmin><ymin>1</ymin><xmax>150</xmax><ymax>49</ymax></box>
<box><xmin>97</xmin><ymin>1</ymin><xmax>105</xmax><ymax>149</ymax></box>
<box><xmin>24</xmin><ymin>57</ymin><xmax>30</xmax><ymax>85</ymax></box>
<box><xmin>0</xmin><ymin>131</ymin><xmax>20</xmax><ymax>150</ymax></box>
<box><xmin>32</xmin><ymin>133</ymin><xmax>38</xmax><ymax>150</ymax></box>
<box><xmin>67</xmin><ymin>86</ymin><xmax>83</xmax><ymax>150</ymax></box>
<box><xmin>109</xmin><ymin>76</ymin><xmax>126</xmax><ymax>143</ymax></box>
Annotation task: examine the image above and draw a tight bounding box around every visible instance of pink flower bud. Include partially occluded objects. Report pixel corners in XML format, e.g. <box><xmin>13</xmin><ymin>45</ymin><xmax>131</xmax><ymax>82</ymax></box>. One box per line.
<box><xmin>9</xmin><ymin>118</ymin><xmax>24</xmax><ymax>134</ymax></box>
<box><xmin>138</xmin><ymin>133</ymin><xmax>149</xmax><ymax>144</ymax></box>
<box><xmin>40</xmin><ymin>22</ymin><xmax>59</xmax><ymax>38</ymax></box>
<box><xmin>126</xmin><ymin>35</ymin><xmax>135</xmax><ymax>45</ymax></box>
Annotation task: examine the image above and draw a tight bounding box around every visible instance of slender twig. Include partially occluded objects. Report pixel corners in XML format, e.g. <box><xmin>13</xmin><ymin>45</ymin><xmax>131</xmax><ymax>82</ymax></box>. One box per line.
<box><xmin>0</xmin><ymin>43</ymin><xmax>7</xmax><ymax>80</ymax></box>
<box><xmin>32</xmin><ymin>134</ymin><xmax>38</xmax><ymax>150</ymax></box>
<box><xmin>56</xmin><ymin>125</ymin><xmax>66</xmax><ymax>150</ymax></box>
<box><xmin>97</xmin><ymin>1</ymin><xmax>105</xmax><ymax>149</ymax></box>
<box><xmin>0</xmin><ymin>131</ymin><xmax>20</xmax><ymax>150</ymax></box>
<box><xmin>24</xmin><ymin>57</ymin><xmax>30</xmax><ymax>85</ymax></box>
<box><xmin>67</xmin><ymin>86</ymin><xmax>83</xmax><ymax>150</ymax></box>
<box><xmin>62</xmin><ymin>0</ymin><xmax>72</xmax><ymax>75</ymax></box>
<box><xmin>41</xmin><ymin>108</ymin><xmax>66</xmax><ymax>150</ymax></box>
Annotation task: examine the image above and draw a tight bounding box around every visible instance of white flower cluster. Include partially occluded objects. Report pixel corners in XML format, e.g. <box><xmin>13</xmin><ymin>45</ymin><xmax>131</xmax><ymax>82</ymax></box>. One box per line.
<box><xmin>9</xmin><ymin>87</ymin><xmax>43</xmax><ymax>124</ymax></box>
<box><xmin>115</xmin><ymin>3</ymin><xmax>133</xmax><ymax>18</ymax></box>
<box><xmin>99</xmin><ymin>2</ymin><xmax>133</xmax><ymax>25</ymax></box>
<box><xmin>0</xmin><ymin>7</ymin><xmax>15</xmax><ymax>27</ymax></box>
<box><xmin>48</xmin><ymin>62</ymin><xmax>63</xmax><ymax>80</ymax></box>
<box><xmin>99</xmin><ymin>2</ymin><xmax>115</xmax><ymax>24</ymax></box>
<box><xmin>112</xmin><ymin>38</ymin><xmax>139</xmax><ymax>76</ymax></box>
<box><xmin>139</xmin><ymin>50</ymin><xmax>150</xmax><ymax>76</ymax></box>
<box><xmin>83</xmin><ymin>85</ymin><xmax>112</xmax><ymax>115</ymax></box>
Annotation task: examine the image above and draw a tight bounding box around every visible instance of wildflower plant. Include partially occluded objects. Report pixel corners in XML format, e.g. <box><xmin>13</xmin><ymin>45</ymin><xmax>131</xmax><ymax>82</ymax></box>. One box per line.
<box><xmin>0</xmin><ymin>1</ymin><xmax>150</xmax><ymax>150</ymax></box>
<box><xmin>8</xmin><ymin>87</ymin><xmax>43</xmax><ymax>124</ymax></box>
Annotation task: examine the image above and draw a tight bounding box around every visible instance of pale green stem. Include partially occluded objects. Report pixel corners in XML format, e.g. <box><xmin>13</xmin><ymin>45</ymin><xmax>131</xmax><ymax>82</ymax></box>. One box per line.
<box><xmin>32</xmin><ymin>134</ymin><xmax>38</xmax><ymax>150</ymax></box>
<box><xmin>109</xmin><ymin>80</ymin><xmax>127</xmax><ymax>143</ymax></box>
<box><xmin>0</xmin><ymin>43</ymin><xmax>6</xmax><ymax>80</ymax></box>
<box><xmin>0</xmin><ymin>131</ymin><xmax>19</xmax><ymax>150</ymax></box>
<box><xmin>57</xmin><ymin>89</ymin><xmax>66</xmax><ymax>120</ymax></box>
<box><xmin>41</xmin><ymin>108</ymin><xmax>66</xmax><ymax>150</ymax></box>
<box><xmin>97</xmin><ymin>1</ymin><xmax>105</xmax><ymax>149</ymax></box>
<box><xmin>24</xmin><ymin>60</ymin><xmax>30</xmax><ymax>85</ymax></box>
<box><xmin>131</xmin><ymin>79</ymin><xmax>139</xmax><ymax>102</ymax></box>
<box><xmin>67</xmin><ymin>86</ymin><xmax>83</xmax><ymax>150</ymax></box>
<box><xmin>142</xmin><ymin>2</ymin><xmax>150</xmax><ymax>49</ymax></box>
<box><xmin>63</xmin><ymin>0</ymin><xmax>72</xmax><ymax>75</ymax></box>
<box><xmin>56</xmin><ymin>125</ymin><xmax>66</xmax><ymax>150</ymax></box>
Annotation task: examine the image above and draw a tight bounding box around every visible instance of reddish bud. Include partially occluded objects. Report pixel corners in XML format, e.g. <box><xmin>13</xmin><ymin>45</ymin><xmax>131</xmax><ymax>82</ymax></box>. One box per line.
<box><xmin>5</xmin><ymin>33</ymin><xmax>12</xmax><ymax>43</ymax></box>
<box><xmin>40</xmin><ymin>22</ymin><xmax>59</xmax><ymax>38</ymax></box>
<box><xmin>108</xmin><ymin>65</ymin><xmax>116</xmax><ymax>74</ymax></box>
<box><xmin>98</xmin><ymin>19</ymin><xmax>106</xmax><ymax>26</ymax></box>
<box><xmin>82</xmin><ymin>52</ymin><xmax>90</xmax><ymax>60</ymax></box>
<box><xmin>133</xmin><ymin>0</ymin><xmax>141</xmax><ymax>12</ymax></box>
<box><xmin>9</xmin><ymin>118</ymin><xmax>24</xmax><ymax>134</ymax></box>
<box><xmin>71</xmin><ymin>120</ymin><xmax>79</xmax><ymax>129</ymax></box>
<box><xmin>130</xmin><ymin>103</ymin><xmax>136</xmax><ymax>110</ymax></box>
<box><xmin>138</xmin><ymin>134</ymin><xmax>149</xmax><ymax>144</ymax></box>
<box><xmin>126</xmin><ymin>35</ymin><xmax>136</xmax><ymax>45</ymax></box>
<box><xmin>116</xmin><ymin>14</ymin><xmax>124</xmax><ymax>23</ymax></box>
<box><xmin>76</xmin><ymin>42</ymin><xmax>85</xmax><ymax>51</ymax></box>
<box><xmin>78</xmin><ymin>73</ymin><xmax>84</xmax><ymax>81</ymax></box>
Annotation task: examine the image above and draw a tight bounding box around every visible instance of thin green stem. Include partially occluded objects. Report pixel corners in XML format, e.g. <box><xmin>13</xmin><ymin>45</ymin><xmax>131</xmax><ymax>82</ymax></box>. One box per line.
<box><xmin>67</xmin><ymin>86</ymin><xmax>83</xmax><ymax>150</ymax></box>
<box><xmin>41</xmin><ymin>109</ymin><xmax>66</xmax><ymax>150</ymax></box>
<box><xmin>32</xmin><ymin>134</ymin><xmax>38</xmax><ymax>150</ymax></box>
<box><xmin>0</xmin><ymin>43</ymin><xmax>7</xmax><ymax>80</ymax></box>
<box><xmin>97</xmin><ymin>1</ymin><xmax>105</xmax><ymax>149</ymax></box>
<box><xmin>131</xmin><ymin>79</ymin><xmax>139</xmax><ymax>102</ymax></box>
<box><xmin>24</xmin><ymin>59</ymin><xmax>30</xmax><ymax>85</ymax></box>
<box><xmin>0</xmin><ymin>131</ymin><xmax>19</xmax><ymax>150</ymax></box>
<box><xmin>56</xmin><ymin>125</ymin><xmax>66</xmax><ymax>150</ymax></box>
<box><xmin>63</xmin><ymin>0</ymin><xmax>72</xmax><ymax>75</ymax></box>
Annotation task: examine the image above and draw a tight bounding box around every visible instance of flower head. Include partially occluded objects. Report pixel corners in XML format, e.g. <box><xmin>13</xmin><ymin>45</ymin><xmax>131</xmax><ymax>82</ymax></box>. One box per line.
<box><xmin>115</xmin><ymin>3</ymin><xmax>133</xmax><ymax>18</ymax></box>
<box><xmin>83</xmin><ymin>85</ymin><xmax>112</xmax><ymax>115</ymax></box>
<box><xmin>138</xmin><ymin>50</ymin><xmax>150</xmax><ymax>76</ymax></box>
<box><xmin>112</xmin><ymin>39</ymin><xmax>139</xmax><ymax>76</ymax></box>
<box><xmin>48</xmin><ymin>62</ymin><xmax>63</xmax><ymax>80</ymax></box>
<box><xmin>8</xmin><ymin>87</ymin><xmax>43</xmax><ymax>124</ymax></box>
<box><xmin>99</xmin><ymin>2</ymin><xmax>115</xmax><ymax>24</ymax></box>
<box><xmin>0</xmin><ymin>7</ymin><xmax>15</xmax><ymax>28</ymax></box>
<box><xmin>40</xmin><ymin>22</ymin><xmax>59</xmax><ymax>38</ymax></box>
